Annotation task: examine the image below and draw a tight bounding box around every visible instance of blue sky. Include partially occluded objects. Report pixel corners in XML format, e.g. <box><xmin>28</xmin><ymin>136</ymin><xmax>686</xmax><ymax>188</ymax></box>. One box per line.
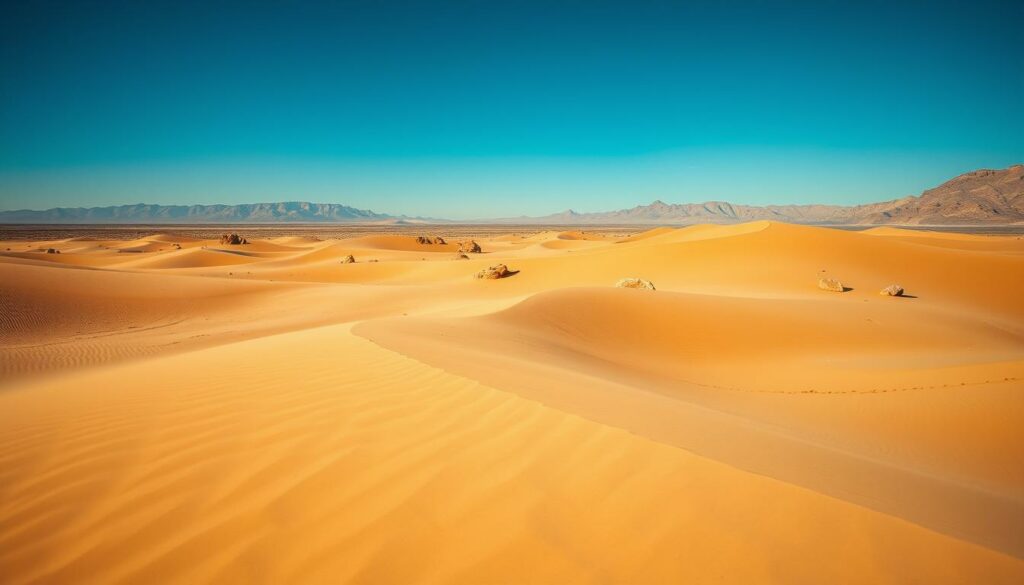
<box><xmin>1</xmin><ymin>0</ymin><xmax>1021</xmax><ymax>218</ymax></box>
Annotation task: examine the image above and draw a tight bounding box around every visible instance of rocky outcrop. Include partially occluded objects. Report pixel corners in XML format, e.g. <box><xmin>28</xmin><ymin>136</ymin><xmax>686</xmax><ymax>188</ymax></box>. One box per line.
<box><xmin>219</xmin><ymin>233</ymin><xmax>248</xmax><ymax>245</ymax></box>
<box><xmin>341</xmin><ymin>255</ymin><xmax>356</xmax><ymax>264</ymax></box>
<box><xmin>458</xmin><ymin>240</ymin><xmax>482</xmax><ymax>253</ymax></box>
<box><xmin>454</xmin><ymin>253</ymin><xmax>469</xmax><ymax>260</ymax></box>
<box><xmin>879</xmin><ymin>284</ymin><xmax>904</xmax><ymax>296</ymax></box>
<box><xmin>615</xmin><ymin>278</ymin><xmax>656</xmax><ymax>290</ymax></box>
<box><xmin>415</xmin><ymin>236</ymin><xmax>446</xmax><ymax>245</ymax></box>
<box><xmin>475</xmin><ymin>264</ymin><xmax>512</xmax><ymax>279</ymax></box>
<box><xmin>818</xmin><ymin>277</ymin><xmax>845</xmax><ymax>292</ymax></box>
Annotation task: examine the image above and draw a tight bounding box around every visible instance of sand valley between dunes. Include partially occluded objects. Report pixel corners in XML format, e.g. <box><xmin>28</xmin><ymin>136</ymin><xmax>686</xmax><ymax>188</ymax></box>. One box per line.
<box><xmin>1</xmin><ymin>221</ymin><xmax>1023</xmax><ymax>583</ymax></box>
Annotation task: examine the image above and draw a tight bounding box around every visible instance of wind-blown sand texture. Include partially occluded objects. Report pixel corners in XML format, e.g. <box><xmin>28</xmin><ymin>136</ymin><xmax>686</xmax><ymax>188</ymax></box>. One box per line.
<box><xmin>1</xmin><ymin>221</ymin><xmax>1023</xmax><ymax>584</ymax></box>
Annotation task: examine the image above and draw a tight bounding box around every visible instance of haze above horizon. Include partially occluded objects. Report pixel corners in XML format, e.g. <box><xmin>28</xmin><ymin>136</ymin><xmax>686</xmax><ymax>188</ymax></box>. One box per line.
<box><xmin>1</xmin><ymin>0</ymin><xmax>1021</xmax><ymax>219</ymax></box>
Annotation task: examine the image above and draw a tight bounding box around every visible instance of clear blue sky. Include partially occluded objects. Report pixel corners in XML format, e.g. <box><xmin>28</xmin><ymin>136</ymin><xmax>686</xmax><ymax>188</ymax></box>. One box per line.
<box><xmin>1</xmin><ymin>0</ymin><xmax>1021</xmax><ymax>218</ymax></box>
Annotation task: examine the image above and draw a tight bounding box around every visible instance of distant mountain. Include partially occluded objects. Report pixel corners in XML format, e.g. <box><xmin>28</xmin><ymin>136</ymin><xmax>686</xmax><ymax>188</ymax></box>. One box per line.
<box><xmin>2</xmin><ymin>165</ymin><xmax>1021</xmax><ymax>225</ymax></box>
<box><xmin>0</xmin><ymin>202</ymin><xmax>396</xmax><ymax>224</ymax></box>
<box><xmin>494</xmin><ymin>164</ymin><xmax>1024</xmax><ymax>225</ymax></box>
<box><xmin>853</xmin><ymin>165</ymin><xmax>1024</xmax><ymax>224</ymax></box>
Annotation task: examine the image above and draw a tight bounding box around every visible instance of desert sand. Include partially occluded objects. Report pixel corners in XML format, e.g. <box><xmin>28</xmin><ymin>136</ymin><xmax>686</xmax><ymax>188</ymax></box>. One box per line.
<box><xmin>1</xmin><ymin>221</ymin><xmax>1023</xmax><ymax>583</ymax></box>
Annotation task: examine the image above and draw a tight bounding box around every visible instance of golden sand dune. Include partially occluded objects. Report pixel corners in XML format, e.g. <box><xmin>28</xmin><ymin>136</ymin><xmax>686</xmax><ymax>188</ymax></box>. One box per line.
<box><xmin>864</xmin><ymin>225</ymin><xmax>1024</xmax><ymax>251</ymax></box>
<box><xmin>117</xmin><ymin>247</ymin><xmax>270</xmax><ymax>270</ymax></box>
<box><xmin>365</xmin><ymin>286</ymin><xmax>1023</xmax><ymax>392</ymax></box>
<box><xmin>357</xmin><ymin>287</ymin><xmax>1024</xmax><ymax>555</ymax></box>
<box><xmin>538</xmin><ymin>238</ymin><xmax>607</xmax><ymax>250</ymax></box>
<box><xmin>1</xmin><ymin>222</ymin><xmax>1023</xmax><ymax>583</ymax></box>
<box><xmin>144</xmin><ymin>232</ymin><xmax>202</xmax><ymax>244</ymax></box>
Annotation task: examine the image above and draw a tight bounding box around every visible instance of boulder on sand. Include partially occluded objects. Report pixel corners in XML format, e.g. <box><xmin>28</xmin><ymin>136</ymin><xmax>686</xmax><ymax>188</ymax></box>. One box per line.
<box><xmin>415</xmin><ymin>236</ymin><xmax>446</xmax><ymax>245</ymax></box>
<box><xmin>454</xmin><ymin>253</ymin><xmax>469</xmax><ymax>260</ymax></box>
<box><xmin>818</xmin><ymin>277</ymin><xmax>845</xmax><ymax>292</ymax></box>
<box><xmin>341</xmin><ymin>254</ymin><xmax>356</xmax><ymax>264</ymax></box>
<box><xmin>615</xmin><ymin>278</ymin><xmax>656</xmax><ymax>291</ymax></box>
<box><xmin>458</xmin><ymin>240</ymin><xmax>482</xmax><ymax>253</ymax></box>
<box><xmin>879</xmin><ymin>284</ymin><xmax>905</xmax><ymax>297</ymax></box>
<box><xmin>46</xmin><ymin>248</ymin><xmax>59</xmax><ymax>254</ymax></box>
<box><xmin>475</xmin><ymin>264</ymin><xmax>512</xmax><ymax>279</ymax></box>
<box><xmin>220</xmin><ymin>233</ymin><xmax>248</xmax><ymax>245</ymax></box>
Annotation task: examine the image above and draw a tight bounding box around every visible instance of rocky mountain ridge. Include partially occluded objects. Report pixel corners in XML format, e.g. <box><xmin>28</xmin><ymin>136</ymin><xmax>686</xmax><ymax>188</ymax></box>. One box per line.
<box><xmin>2</xmin><ymin>165</ymin><xmax>1021</xmax><ymax>225</ymax></box>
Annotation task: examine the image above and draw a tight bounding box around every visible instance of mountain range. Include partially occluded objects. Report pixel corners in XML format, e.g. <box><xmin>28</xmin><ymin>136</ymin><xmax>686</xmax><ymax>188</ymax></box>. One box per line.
<box><xmin>1</xmin><ymin>165</ymin><xmax>1021</xmax><ymax>225</ymax></box>
<box><xmin>0</xmin><ymin>202</ymin><xmax>395</xmax><ymax>224</ymax></box>
<box><xmin>506</xmin><ymin>164</ymin><xmax>1024</xmax><ymax>225</ymax></box>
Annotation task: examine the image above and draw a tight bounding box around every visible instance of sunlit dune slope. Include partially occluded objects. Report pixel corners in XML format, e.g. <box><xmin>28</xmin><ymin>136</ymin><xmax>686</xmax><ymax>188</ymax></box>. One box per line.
<box><xmin>365</xmin><ymin>286</ymin><xmax>1023</xmax><ymax>393</ymax></box>
<box><xmin>2</xmin><ymin>325</ymin><xmax>1022</xmax><ymax>584</ymax></box>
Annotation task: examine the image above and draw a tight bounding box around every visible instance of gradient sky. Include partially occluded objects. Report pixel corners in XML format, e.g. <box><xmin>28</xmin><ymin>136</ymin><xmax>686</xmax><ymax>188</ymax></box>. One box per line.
<box><xmin>1</xmin><ymin>0</ymin><xmax>1021</xmax><ymax>218</ymax></box>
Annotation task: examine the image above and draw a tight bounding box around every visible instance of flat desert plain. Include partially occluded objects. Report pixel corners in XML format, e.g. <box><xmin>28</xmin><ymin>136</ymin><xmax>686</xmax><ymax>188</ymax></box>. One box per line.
<box><xmin>1</xmin><ymin>221</ymin><xmax>1023</xmax><ymax>584</ymax></box>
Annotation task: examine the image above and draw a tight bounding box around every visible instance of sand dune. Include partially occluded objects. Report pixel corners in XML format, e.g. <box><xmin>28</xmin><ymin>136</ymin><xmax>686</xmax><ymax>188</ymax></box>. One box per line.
<box><xmin>1</xmin><ymin>222</ymin><xmax>1023</xmax><ymax>583</ymax></box>
<box><xmin>357</xmin><ymin>287</ymin><xmax>1024</xmax><ymax>555</ymax></box>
